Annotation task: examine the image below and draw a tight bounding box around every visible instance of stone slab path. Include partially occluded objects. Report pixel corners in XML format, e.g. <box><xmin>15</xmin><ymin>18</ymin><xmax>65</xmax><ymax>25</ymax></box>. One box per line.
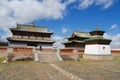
<box><xmin>0</xmin><ymin>62</ymin><xmax>79</xmax><ymax>80</ymax></box>
<box><xmin>49</xmin><ymin>63</ymin><xmax>83</xmax><ymax>80</ymax></box>
<box><xmin>1</xmin><ymin>60</ymin><xmax>120</xmax><ymax>80</ymax></box>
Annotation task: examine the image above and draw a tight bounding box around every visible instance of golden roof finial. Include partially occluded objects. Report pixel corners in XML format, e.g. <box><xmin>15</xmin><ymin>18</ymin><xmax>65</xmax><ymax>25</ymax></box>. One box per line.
<box><xmin>96</xmin><ymin>25</ymin><xmax>99</xmax><ymax>30</ymax></box>
<box><xmin>32</xmin><ymin>22</ymin><xmax>34</xmax><ymax>26</ymax></box>
<box><xmin>16</xmin><ymin>22</ymin><xmax>19</xmax><ymax>29</ymax></box>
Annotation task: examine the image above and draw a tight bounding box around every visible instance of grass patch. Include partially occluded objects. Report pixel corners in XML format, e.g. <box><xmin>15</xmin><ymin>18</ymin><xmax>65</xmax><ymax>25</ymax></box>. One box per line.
<box><xmin>80</xmin><ymin>58</ymin><xmax>98</xmax><ymax>62</ymax></box>
<box><xmin>0</xmin><ymin>58</ymin><xmax>9</xmax><ymax>75</ymax></box>
<box><xmin>0</xmin><ymin>57</ymin><xmax>5</xmax><ymax>63</ymax></box>
<box><xmin>113</xmin><ymin>56</ymin><xmax>120</xmax><ymax>62</ymax></box>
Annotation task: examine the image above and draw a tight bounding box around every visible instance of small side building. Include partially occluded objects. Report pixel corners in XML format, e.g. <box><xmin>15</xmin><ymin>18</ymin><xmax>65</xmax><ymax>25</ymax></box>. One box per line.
<box><xmin>83</xmin><ymin>27</ymin><xmax>113</xmax><ymax>60</ymax></box>
<box><xmin>63</xmin><ymin>31</ymin><xmax>90</xmax><ymax>49</ymax></box>
<box><xmin>61</xmin><ymin>31</ymin><xmax>90</xmax><ymax>57</ymax></box>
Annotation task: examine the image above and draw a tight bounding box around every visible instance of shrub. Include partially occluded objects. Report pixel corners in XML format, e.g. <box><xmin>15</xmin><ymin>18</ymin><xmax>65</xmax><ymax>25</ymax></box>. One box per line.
<box><xmin>61</xmin><ymin>55</ymin><xmax>74</xmax><ymax>61</ymax></box>
<box><xmin>7</xmin><ymin>53</ymin><xmax>14</xmax><ymax>62</ymax></box>
<box><xmin>15</xmin><ymin>56</ymin><xmax>33</xmax><ymax>61</ymax></box>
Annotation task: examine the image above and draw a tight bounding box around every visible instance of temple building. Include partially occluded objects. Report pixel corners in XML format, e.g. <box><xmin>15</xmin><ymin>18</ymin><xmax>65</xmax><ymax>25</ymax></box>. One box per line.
<box><xmin>84</xmin><ymin>27</ymin><xmax>112</xmax><ymax>60</ymax></box>
<box><xmin>62</xmin><ymin>31</ymin><xmax>90</xmax><ymax>49</ymax></box>
<box><xmin>7</xmin><ymin>23</ymin><xmax>55</xmax><ymax>50</ymax></box>
<box><xmin>61</xmin><ymin>27</ymin><xmax>112</xmax><ymax>60</ymax></box>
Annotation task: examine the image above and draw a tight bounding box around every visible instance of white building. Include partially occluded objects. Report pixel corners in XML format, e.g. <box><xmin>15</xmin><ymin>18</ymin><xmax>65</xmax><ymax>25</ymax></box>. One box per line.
<box><xmin>84</xmin><ymin>27</ymin><xmax>113</xmax><ymax>60</ymax></box>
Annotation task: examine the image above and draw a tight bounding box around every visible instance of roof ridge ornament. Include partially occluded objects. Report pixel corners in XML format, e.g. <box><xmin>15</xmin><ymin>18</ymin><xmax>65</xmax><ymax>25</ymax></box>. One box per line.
<box><xmin>96</xmin><ymin>26</ymin><xmax>99</xmax><ymax>30</ymax></box>
<box><xmin>32</xmin><ymin>22</ymin><xmax>34</xmax><ymax>26</ymax></box>
<box><xmin>16</xmin><ymin>22</ymin><xmax>19</xmax><ymax>29</ymax></box>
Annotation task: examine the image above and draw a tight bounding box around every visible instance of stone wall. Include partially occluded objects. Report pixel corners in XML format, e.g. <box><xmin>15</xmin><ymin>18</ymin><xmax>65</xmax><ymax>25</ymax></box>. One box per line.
<box><xmin>0</xmin><ymin>46</ymin><xmax>33</xmax><ymax>56</ymax></box>
<box><xmin>59</xmin><ymin>48</ymin><xmax>120</xmax><ymax>56</ymax></box>
<box><xmin>60</xmin><ymin>49</ymin><xmax>74</xmax><ymax>55</ymax></box>
<box><xmin>60</xmin><ymin>48</ymin><xmax>84</xmax><ymax>55</ymax></box>
<box><xmin>13</xmin><ymin>47</ymin><xmax>33</xmax><ymax>56</ymax></box>
<box><xmin>111</xmin><ymin>49</ymin><xmax>120</xmax><ymax>56</ymax></box>
<box><xmin>0</xmin><ymin>47</ymin><xmax>7</xmax><ymax>53</ymax></box>
<box><xmin>60</xmin><ymin>48</ymin><xmax>82</xmax><ymax>60</ymax></box>
<box><xmin>0</xmin><ymin>47</ymin><xmax>7</xmax><ymax>57</ymax></box>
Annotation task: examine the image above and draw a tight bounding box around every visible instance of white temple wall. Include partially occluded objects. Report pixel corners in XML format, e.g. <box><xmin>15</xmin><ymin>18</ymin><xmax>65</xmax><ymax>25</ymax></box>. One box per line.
<box><xmin>9</xmin><ymin>42</ymin><xmax>53</xmax><ymax>49</ymax></box>
<box><xmin>38</xmin><ymin>44</ymin><xmax>53</xmax><ymax>49</ymax></box>
<box><xmin>85</xmin><ymin>44</ymin><xmax>111</xmax><ymax>55</ymax></box>
<box><xmin>9</xmin><ymin>42</ymin><xmax>27</xmax><ymax>46</ymax></box>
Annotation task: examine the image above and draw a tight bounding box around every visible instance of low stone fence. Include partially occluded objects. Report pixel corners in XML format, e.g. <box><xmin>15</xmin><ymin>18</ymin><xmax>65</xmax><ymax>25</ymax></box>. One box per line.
<box><xmin>60</xmin><ymin>48</ymin><xmax>84</xmax><ymax>61</ymax></box>
<box><xmin>0</xmin><ymin>46</ymin><xmax>34</xmax><ymax>58</ymax></box>
<box><xmin>60</xmin><ymin>49</ymin><xmax>120</xmax><ymax>56</ymax></box>
<box><xmin>0</xmin><ymin>46</ymin><xmax>8</xmax><ymax>58</ymax></box>
<box><xmin>60</xmin><ymin>49</ymin><xmax>74</xmax><ymax>55</ymax></box>
<box><xmin>13</xmin><ymin>47</ymin><xmax>33</xmax><ymax>56</ymax></box>
<box><xmin>111</xmin><ymin>49</ymin><xmax>120</xmax><ymax>56</ymax></box>
<box><xmin>60</xmin><ymin>48</ymin><xmax>84</xmax><ymax>55</ymax></box>
<box><xmin>59</xmin><ymin>48</ymin><xmax>120</xmax><ymax>60</ymax></box>
<box><xmin>0</xmin><ymin>47</ymin><xmax>7</xmax><ymax>53</ymax></box>
<box><xmin>77</xmin><ymin>50</ymin><xmax>84</xmax><ymax>55</ymax></box>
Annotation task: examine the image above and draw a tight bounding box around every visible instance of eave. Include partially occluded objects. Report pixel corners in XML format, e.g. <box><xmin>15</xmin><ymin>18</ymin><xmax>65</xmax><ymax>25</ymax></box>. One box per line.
<box><xmin>62</xmin><ymin>40</ymin><xmax>84</xmax><ymax>44</ymax></box>
<box><xmin>10</xmin><ymin>28</ymin><xmax>53</xmax><ymax>34</ymax></box>
<box><xmin>7</xmin><ymin>37</ymin><xmax>55</xmax><ymax>43</ymax></box>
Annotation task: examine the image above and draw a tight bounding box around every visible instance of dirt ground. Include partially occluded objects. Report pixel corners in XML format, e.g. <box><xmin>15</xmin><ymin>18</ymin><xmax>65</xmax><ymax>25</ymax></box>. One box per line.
<box><xmin>56</xmin><ymin>61</ymin><xmax>120</xmax><ymax>80</ymax></box>
<box><xmin>0</xmin><ymin>56</ymin><xmax>120</xmax><ymax>80</ymax></box>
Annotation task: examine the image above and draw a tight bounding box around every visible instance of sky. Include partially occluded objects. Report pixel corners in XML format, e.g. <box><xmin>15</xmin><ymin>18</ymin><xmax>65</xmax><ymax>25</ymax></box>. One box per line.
<box><xmin>0</xmin><ymin>0</ymin><xmax>120</xmax><ymax>49</ymax></box>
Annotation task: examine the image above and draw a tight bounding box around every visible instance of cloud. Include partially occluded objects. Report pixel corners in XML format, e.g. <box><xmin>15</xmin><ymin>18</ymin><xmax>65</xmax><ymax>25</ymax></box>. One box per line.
<box><xmin>0</xmin><ymin>0</ymin><xmax>67</xmax><ymax>39</ymax></box>
<box><xmin>78</xmin><ymin>0</ymin><xmax>114</xmax><ymax>9</ymax></box>
<box><xmin>104</xmin><ymin>33</ymin><xmax>120</xmax><ymax>49</ymax></box>
<box><xmin>62</xmin><ymin>27</ymin><xmax>68</xmax><ymax>33</ymax></box>
<box><xmin>0</xmin><ymin>0</ymin><xmax>66</xmax><ymax>23</ymax></box>
<box><xmin>78</xmin><ymin>0</ymin><xmax>94</xmax><ymax>9</ymax></box>
<box><xmin>0</xmin><ymin>0</ymin><xmax>116</xmax><ymax>42</ymax></box>
<box><xmin>52</xmin><ymin>35</ymin><xmax>66</xmax><ymax>48</ymax></box>
<box><xmin>65</xmin><ymin>0</ymin><xmax>76</xmax><ymax>5</ymax></box>
<box><xmin>110</xmin><ymin>24</ymin><xmax>118</xmax><ymax>30</ymax></box>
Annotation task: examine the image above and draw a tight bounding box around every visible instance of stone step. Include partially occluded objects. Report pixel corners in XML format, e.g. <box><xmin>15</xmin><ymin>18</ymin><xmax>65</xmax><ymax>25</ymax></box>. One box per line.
<box><xmin>38</xmin><ymin>52</ymin><xmax>60</xmax><ymax>62</ymax></box>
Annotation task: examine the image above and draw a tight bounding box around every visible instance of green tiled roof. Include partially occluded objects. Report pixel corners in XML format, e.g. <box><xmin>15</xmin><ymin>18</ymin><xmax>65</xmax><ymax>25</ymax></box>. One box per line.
<box><xmin>62</xmin><ymin>40</ymin><xmax>84</xmax><ymax>44</ymax></box>
<box><xmin>89</xmin><ymin>27</ymin><xmax>105</xmax><ymax>34</ymax></box>
<box><xmin>90</xmin><ymin>30</ymin><xmax>105</xmax><ymax>33</ymax></box>
<box><xmin>65</xmin><ymin>36</ymin><xmax>72</xmax><ymax>39</ymax></box>
<box><xmin>7</xmin><ymin>37</ymin><xmax>55</xmax><ymax>43</ymax></box>
<box><xmin>16</xmin><ymin>24</ymin><xmax>53</xmax><ymax>33</ymax></box>
<box><xmin>66</xmin><ymin>31</ymin><xmax>90</xmax><ymax>39</ymax></box>
<box><xmin>84</xmin><ymin>37</ymin><xmax>111</xmax><ymax>42</ymax></box>
<box><xmin>73</xmin><ymin>31</ymin><xmax>90</xmax><ymax>37</ymax></box>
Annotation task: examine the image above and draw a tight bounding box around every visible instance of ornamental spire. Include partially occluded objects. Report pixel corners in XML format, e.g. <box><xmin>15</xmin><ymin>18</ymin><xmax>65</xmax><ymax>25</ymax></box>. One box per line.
<box><xmin>16</xmin><ymin>22</ymin><xmax>19</xmax><ymax>29</ymax></box>
<box><xmin>96</xmin><ymin>25</ymin><xmax>99</xmax><ymax>30</ymax></box>
<box><xmin>32</xmin><ymin>22</ymin><xmax>34</xmax><ymax>26</ymax></box>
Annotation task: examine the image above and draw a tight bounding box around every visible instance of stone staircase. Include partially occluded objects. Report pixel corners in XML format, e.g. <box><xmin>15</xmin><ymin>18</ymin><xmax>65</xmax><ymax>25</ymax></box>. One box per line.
<box><xmin>38</xmin><ymin>51</ymin><xmax>61</xmax><ymax>62</ymax></box>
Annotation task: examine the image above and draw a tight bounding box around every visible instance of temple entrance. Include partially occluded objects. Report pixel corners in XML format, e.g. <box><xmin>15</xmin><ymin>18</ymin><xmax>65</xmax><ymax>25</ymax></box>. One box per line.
<box><xmin>27</xmin><ymin>43</ymin><xmax>38</xmax><ymax>47</ymax></box>
<box><xmin>39</xmin><ymin>46</ymin><xmax>42</xmax><ymax>51</ymax></box>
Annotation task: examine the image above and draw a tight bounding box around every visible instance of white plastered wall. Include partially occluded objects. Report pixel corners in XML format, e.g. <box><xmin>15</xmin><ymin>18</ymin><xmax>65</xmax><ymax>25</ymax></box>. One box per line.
<box><xmin>85</xmin><ymin>44</ymin><xmax>111</xmax><ymax>55</ymax></box>
<box><xmin>9</xmin><ymin>42</ymin><xmax>27</xmax><ymax>46</ymax></box>
<box><xmin>38</xmin><ymin>44</ymin><xmax>53</xmax><ymax>49</ymax></box>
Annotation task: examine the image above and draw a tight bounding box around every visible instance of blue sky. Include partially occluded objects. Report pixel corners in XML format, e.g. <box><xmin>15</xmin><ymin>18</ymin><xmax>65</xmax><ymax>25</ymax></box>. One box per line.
<box><xmin>0</xmin><ymin>0</ymin><xmax>120</xmax><ymax>48</ymax></box>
